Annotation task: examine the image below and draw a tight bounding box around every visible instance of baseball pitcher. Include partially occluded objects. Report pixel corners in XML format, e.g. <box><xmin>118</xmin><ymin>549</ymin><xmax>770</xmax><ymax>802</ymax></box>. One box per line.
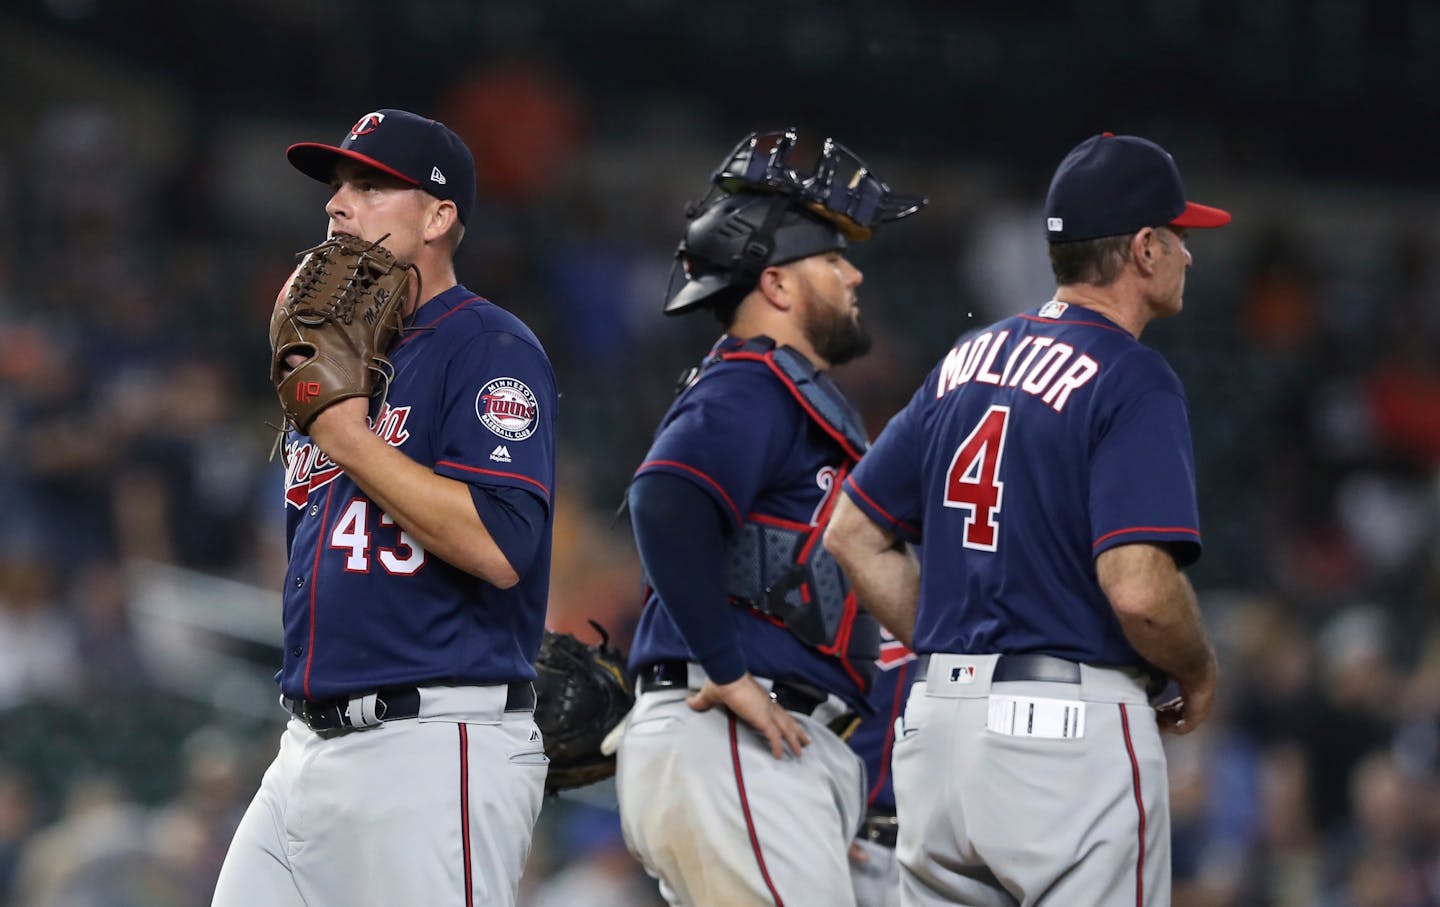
<box><xmin>212</xmin><ymin>109</ymin><xmax>557</xmax><ymax>907</ymax></box>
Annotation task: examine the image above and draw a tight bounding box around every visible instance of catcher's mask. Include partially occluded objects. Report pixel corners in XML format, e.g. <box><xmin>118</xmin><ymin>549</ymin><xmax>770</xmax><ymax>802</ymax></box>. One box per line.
<box><xmin>663</xmin><ymin>129</ymin><xmax>926</xmax><ymax>316</ymax></box>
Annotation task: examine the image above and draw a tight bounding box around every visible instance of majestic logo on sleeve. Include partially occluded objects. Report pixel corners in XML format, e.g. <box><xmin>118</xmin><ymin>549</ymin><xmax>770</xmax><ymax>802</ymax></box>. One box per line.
<box><xmin>476</xmin><ymin>378</ymin><xmax>539</xmax><ymax>441</ymax></box>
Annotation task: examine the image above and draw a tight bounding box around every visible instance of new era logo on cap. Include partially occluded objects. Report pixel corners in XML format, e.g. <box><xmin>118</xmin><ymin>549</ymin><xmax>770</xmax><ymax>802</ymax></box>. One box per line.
<box><xmin>286</xmin><ymin>108</ymin><xmax>477</xmax><ymax>225</ymax></box>
<box><xmin>1047</xmin><ymin>217</ymin><xmax>1063</xmax><ymax>232</ymax></box>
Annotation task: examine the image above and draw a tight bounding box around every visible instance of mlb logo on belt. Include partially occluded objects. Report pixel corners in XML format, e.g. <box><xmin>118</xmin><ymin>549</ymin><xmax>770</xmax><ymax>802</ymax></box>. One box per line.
<box><xmin>949</xmin><ymin>665</ymin><xmax>976</xmax><ymax>684</ymax></box>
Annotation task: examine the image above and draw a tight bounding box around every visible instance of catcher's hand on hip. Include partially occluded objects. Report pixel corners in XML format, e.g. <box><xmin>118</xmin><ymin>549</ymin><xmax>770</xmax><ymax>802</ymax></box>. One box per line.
<box><xmin>269</xmin><ymin>233</ymin><xmax>417</xmax><ymax>435</ymax></box>
<box><xmin>687</xmin><ymin>674</ymin><xmax>810</xmax><ymax>759</ymax></box>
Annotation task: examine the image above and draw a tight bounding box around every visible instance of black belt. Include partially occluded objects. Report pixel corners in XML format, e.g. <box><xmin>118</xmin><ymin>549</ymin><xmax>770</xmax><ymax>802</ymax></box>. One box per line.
<box><xmin>993</xmin><ymin>653</ymin><xmax>1081</xmax><ymax>683</ymax></box>
<box><xmin>641</xmin><ymin>661</ymin><xmax>860</xmax><ymax>739</ymax></box>
<box><xmin>287</xmin><ymin>682</ymin><xmax>536</xmax><ymax>733</ymax></box>
<box><xmin>917</xmin><ymin>654</ymin><xmax>1169</xmax><ymax>699</ymax></box>
<box><xmin>860</xmin><ymin>808</ymin><xmax>898</xmax><ymax>849</ymax></box>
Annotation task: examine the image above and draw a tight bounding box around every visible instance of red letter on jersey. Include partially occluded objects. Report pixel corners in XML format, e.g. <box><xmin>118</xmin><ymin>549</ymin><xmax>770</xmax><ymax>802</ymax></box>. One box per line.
<box><xmin>943</xmin><ymin>405</ymin><xmax>1011</xmax><ymax>551</ymax></box>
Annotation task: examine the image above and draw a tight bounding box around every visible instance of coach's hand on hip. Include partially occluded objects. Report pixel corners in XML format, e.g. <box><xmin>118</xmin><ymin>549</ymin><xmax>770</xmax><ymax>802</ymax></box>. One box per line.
<box><xmin>687</xmin><ymin>673</ymin><xmax>811</xmax><ymax>758</ymax></box>
<box><xmin>1156</xmin><ymin>648</ymin><xmax>1219</xmax><ymax>736</ymax></box>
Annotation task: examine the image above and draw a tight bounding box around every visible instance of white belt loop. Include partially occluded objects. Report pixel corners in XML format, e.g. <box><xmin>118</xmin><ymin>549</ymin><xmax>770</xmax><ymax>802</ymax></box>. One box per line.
<box><xmin>345</xmin><ymin>692</ymin><xmax>383</xmax><ymax>728</ymax></box>
<box><xmin>685</xmin><ymin>663</ymin><xmax>710</xmax><ymax>690</ymax></box>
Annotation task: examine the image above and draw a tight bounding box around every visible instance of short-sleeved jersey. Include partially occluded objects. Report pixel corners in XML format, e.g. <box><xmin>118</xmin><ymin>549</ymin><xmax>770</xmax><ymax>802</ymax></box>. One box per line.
<box><xmin>848</xmin><ymin>631</ymin><xmax>917</xmax><ymax>812</ymax></box>
<box><xmin>844</xmin><ymin>301</ymin><xmax>1201</xmax><ymax>665</ymax></box>
<box><xmin>278</xmin><ymin>285</ymin><xmax>557</xmax><ymax>700</ymax></box>
<box><xmin>628</xmin><ymin>336</ymin><xmax>869</xmax><ymax>710</ymax></box>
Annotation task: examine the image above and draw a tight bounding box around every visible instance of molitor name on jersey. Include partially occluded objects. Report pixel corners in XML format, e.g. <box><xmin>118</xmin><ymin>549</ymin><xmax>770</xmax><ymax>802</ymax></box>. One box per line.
<box><xmin>936</xmin><ymin>330</ymin><xmax>1099</xmax><ymax>413</ymax></box>
<box><xmin>283</xmin><ymin>404</ymin><xmax>413</xmax><ymax>509</ymax></box>
<box><xmin>476</xmin><ymin>377</ymin><xmax>539</xmax><ymax>441</ymax></box>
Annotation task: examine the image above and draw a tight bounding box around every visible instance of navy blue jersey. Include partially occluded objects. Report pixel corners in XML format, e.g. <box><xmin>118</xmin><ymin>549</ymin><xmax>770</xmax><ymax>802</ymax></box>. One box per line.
<box><xmin>278</xmin><ymin>286</ymin><xmax>557</xmax><ymax>700</ymax></box>
<box><xmin>848</xmin><ymin>631</ymin><xmax>916</xmax><ymax>812</ymax></box>
<box><xmin>844</xmin><ymin>301</ymin><xmax>1200</xmax><ymax>665</ymax></box>
<box><xmin>628</xmin><ymin>336</ymin><xmax>869</xmax><ymax>710</ymax></box>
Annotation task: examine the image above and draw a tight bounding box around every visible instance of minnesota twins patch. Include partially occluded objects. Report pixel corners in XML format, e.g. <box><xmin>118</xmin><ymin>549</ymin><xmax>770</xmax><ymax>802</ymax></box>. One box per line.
<box><xmin>476</xmin><ymin>378</ymin><xmax>539</xmax><ymax>441</ymax></box>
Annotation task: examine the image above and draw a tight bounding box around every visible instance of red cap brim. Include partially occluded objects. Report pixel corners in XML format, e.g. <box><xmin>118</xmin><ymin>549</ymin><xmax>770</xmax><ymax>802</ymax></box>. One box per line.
<box><xmin>1171</xmin><ymin>201</ymin><xmax>1231</xmax><ymax>229</ymax></box>
<box><xmin>286</xmin><ymin>142</ymin><xmax>420</xmax><ymax>188</ymax></box>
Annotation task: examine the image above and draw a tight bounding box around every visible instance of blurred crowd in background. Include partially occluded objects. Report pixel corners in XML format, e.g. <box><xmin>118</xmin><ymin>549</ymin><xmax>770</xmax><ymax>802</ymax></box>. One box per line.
<box><xmin>2</xmin><ymin>2</ymin><xmax>1440</xmax><ymax>905</ymax></box>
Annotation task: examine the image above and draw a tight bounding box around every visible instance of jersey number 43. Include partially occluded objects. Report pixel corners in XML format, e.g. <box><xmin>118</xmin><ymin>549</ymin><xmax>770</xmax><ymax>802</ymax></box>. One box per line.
<box><xmin>330</xmin><ymin>499</ymin><xmax>427</xmax><ymax>575</ymax></box>
<box><xmin>943</xmin><ymin>405</ymin><xmax>1010</xmax><ymax>551</ymax></box>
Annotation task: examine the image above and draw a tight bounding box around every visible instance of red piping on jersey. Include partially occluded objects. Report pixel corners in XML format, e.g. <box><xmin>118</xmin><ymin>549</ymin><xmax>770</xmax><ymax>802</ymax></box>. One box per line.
<box><xmin>459</xmin><ymin>724</ymin><xmax>474</xmax><ymax>907</ymax></box>
<box><xmin>1119</xmin><ymin>704</ymin><xmax>1146</xmax><ymax>907</ymax></box>
<box><xmin>303</xmin><ymin>482</ymin><xmax>338</xmax><ymax>700</ymax></box>
<box><xmin>1092</xmin><ymin>526</ymin><xmax>1200</xmax><ymax>549</ymax></box>
<box><xmin>867</xmin><ymin>660</ymin><xmax>912</xmax><ymax>805</ymax></box>
<box><xmin>1018</xmin><ymin>313</ymin><xmax>1132</xmax><ymax>337</ymax></box>
<box><xmin>437</xmin><ymin>460</ymin><xmax>551</xmax><ymax>499</ymax></box>
<box><xmin>829</xmin><ymin>592</ymin><xmax>864</xmax><ymax>689</ymax></box>
<box><xmin>393</xmin><ymin>294</ymin><xmax>483</xmax><ymax>350</ymax></box>
<box><xmin>637</xmin><ymin>459</ymin><xmax>741</xmax><ymax>526</ymax></box>
<box><xmin>748</xmin><ymin>512</ymin><xmax>813</xmax><ymax>532</ymax></box>
<box><xmin>843</xmin><ymin>476</ymin><xmax>920</xmax><ymax>538</ymax></box>
<box><xmin>720</xmin><ymin>350</ymin><xmax>865</xmax><ymax>462</ymax></box>
<box><xmin>730</xmin><ymin>716</ymin><xmax>785</xmax><ymax>906</ymax></box>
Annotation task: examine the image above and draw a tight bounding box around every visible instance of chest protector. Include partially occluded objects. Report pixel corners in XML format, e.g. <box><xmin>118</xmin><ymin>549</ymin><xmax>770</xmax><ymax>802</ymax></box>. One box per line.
<box><xmin>689</xmin><ymin>337</ymin><xmax>881</xmax><ymax>690</ymax></box>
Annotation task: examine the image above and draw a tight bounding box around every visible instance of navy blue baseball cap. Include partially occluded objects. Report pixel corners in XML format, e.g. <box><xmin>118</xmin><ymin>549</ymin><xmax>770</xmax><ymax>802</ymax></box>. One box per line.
<box><xmin>287</xmin><ymin>109</ymin><xmax>477</xmax><ymax>225</ymax></box>
<box><xmin>1044</xmin><ymin>132</ymin><xmax>1230</xmax><ymax>243</ymax></box>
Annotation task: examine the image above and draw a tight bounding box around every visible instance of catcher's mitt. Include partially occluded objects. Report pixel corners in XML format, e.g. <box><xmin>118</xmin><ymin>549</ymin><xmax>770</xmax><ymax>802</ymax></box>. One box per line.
<box><xmin>533</xmin><ymin>622</ymin><xmax>635</xmax><ymax>793</ymax></box>
<box><xmin>269</xmin><ymin>233</ymin><xmax>417</xmax><ymax>434</ymax></box>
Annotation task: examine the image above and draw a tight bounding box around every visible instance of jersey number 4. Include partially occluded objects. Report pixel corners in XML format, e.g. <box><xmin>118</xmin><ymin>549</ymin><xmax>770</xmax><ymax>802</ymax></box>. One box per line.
<box><xmin>330</xmin><ymin>499</ymin><xmax>427</xmax><ymax>575</ymax></box>
<box><xmin>943</xmin><ymin>405</ymin><xmax>1010</xmax><ymax>551</ymax></box>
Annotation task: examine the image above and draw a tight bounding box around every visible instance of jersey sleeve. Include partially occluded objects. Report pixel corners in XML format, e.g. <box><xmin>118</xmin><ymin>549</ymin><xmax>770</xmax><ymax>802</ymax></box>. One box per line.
<box><xmin>433</xmin><ymin>329</ymin><xmax>558</xmax><ymax>510</ymax></box>
<box><xmin>1089</xmin><ymin>350</ymin><xmax>1201</xmax><ymax>566</ymax></box>
<box><xmin>843</xmin><ymin>382</ymin><xmax>926</xmax><ymax>543</ymax></box>
<box><xmin>634</xmin><ymin>367</ymin><xmax>801</xmax><ymax>530</ymax></box>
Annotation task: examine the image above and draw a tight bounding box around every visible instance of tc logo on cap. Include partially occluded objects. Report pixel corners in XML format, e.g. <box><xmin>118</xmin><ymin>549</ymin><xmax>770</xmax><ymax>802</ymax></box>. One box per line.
<box><xmin>351</xmin><ymin>112</ymin><xmax>385</xmax><ymax>138</ymax></box>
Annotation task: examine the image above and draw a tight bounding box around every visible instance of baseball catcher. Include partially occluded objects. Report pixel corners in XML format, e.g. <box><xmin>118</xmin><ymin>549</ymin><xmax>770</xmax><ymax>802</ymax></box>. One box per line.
<box><xmin>268</xmin><ymin>233</ymin><xmax>417</xmax><ymax>438</ymax></box>
<box><xmin>532</xmin><ymin>622</ymin><xmax>635</xmax><ymax>793</ymax></box>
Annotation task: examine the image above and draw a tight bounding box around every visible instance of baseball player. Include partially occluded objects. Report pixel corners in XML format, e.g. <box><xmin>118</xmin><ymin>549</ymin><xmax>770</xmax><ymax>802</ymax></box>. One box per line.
<box><xmin>847</xmin><ymin>629</ymin><xmax>918</xmax><ymax>907</ymax></box>
<box><xmin>211</xmin><ymin>109</ymin><xmax>557</xmax><ymax>907</ymax></box>
<box><xmin>824</xmin><ymin>132</ymin><xmax>1225</xmax><ymax>906</ymax></box>
<box><xmin>615</xmin><ymin>130</ymin><xmax>923</xmax><ymax>907</ymax></box>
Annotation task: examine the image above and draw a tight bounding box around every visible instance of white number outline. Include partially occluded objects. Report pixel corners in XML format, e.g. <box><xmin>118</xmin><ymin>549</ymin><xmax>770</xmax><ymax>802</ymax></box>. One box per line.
<box><xmin>327</xmin><ymin>499</ymin><xmax>428</xmax><ymax>575</ymax></box>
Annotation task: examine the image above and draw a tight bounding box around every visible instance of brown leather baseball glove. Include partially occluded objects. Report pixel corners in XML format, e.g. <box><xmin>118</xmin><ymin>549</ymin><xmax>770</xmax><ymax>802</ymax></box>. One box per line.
<box><xmin>269</xmin><ymin>234</ymin><xmax>417</xmax><ymax>434</ymax></box>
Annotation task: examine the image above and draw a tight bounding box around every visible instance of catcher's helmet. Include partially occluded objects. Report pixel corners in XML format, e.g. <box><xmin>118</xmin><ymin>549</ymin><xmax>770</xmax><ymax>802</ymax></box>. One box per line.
<box><xmin>664</xmin><ymin>129</ymin><xmax>926</xmax><ymax>316</ymax></box>
<box><xmin>664</xmin><ymin>193</ymin><xmax>846</xmax><ymax>315</ymax></box>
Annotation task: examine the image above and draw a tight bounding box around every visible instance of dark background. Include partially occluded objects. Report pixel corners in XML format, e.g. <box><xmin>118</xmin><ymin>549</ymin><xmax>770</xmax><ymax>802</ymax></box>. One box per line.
<box><xmin>0</xmin><ymin>2</ymin><xmax>1437</xmax><ymax>905</ymax></box>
